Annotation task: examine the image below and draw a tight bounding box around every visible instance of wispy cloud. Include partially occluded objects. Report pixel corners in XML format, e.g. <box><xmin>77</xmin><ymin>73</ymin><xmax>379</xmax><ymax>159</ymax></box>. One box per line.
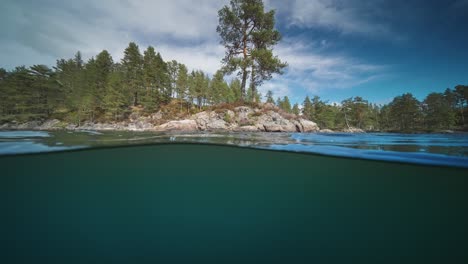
<box><xmin>1</xmin><ymin>0</ymin><xmax>387</xmax><ymax>103</ymax></box>
<box><xmin>268</xmin><ymin>0</ymin><xmax>394</xmax><ymax>37</ymax></box>
<box><xmin>259</xmin><ymin>37</ymin><xmax>387</xmax><ymax>101</ymax></box>
<box><xmin>0</xmin><ymin>0</ymin><xmax>225</xmax><ymax>73</ymax></box>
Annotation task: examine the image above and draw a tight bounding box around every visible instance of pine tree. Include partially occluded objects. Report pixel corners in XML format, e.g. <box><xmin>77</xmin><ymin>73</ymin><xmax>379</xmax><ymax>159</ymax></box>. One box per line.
<box><xmin>292</xmin><ymin>103</ymin><xmax>300</xmax><ymax>115</ymax></box>
<box><xmin>210</xmin><ymin>70</ymin><xmax>228</xmax><ymax>104</ymax></box>
<box><xmin>142</xmin><ymin>46</ymin><xmax>160</xmax><ymax>111</ymax></box>
<box><xmin>265</xmin><ymin>90</ymin><xmax>274</xmax><ymax>104</ymax></box>
<box><xmin>217</xmin><ymin>0</ymin><xmax>286</xmax><ymax>100</ymax></box>
<box><xmin>302</xmin><ymin>96</ymin><xmax>313</xmax><ymax>119</ymax></box>
<box><xmin>122</xmin><ymin>42</ymin><xmax>143</xmax><ymax>107</ymax></box>
<box><xmin>176</xmin><ymin>64</ymin><xmax>188</xmax><ymax>110</ymax></box>
<box><xmin>281</xmin><ymin>96</ymin><xmax>292</xmax><ymax>113</ymax></box>
<box><xmin>94</xmin><ymin>50</ymin><xmax>114</xmax><ymax>107</ymax></box>
<box><xmin>103</xmin><ymin>71</ymin><xmax>129</xmax><ymax>121</ymax></box>
<box><xmin>167</xmin><ymin>60</ymin><xmax>179</xmax><ymax>98</ymax></box>
<box><xmin>229</xmin><ymin>78</ymin><xmax>242</xmax><ymax>102</ymax></box>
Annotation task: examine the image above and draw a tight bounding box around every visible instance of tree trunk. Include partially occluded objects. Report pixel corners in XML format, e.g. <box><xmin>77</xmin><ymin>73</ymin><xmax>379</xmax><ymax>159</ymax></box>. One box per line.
<box><xmin>134</xmin><ymin>92</ymin><xmax>138</xmax><ymax>106</ymax></box>
<box><xmin>251</xmin><ymin>67</ymin><xmax>257</xmax><ymax>103</ymax></box>
<box><xmin>240</xmin><ymin>68</ymin><xmax>247</xmax><ymax>101</ymax></box>
<box><xmin>460</xmin><ymin>101</ymin><xmax>465</xmax><ymax>126</ymax></box>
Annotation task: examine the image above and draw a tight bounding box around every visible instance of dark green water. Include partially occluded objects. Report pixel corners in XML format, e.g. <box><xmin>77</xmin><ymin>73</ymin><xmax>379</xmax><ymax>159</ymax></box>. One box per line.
<box><xmin>2</xmin><ymin>144</ymin><xmax>468</xmax><ymax>263</ymax></box>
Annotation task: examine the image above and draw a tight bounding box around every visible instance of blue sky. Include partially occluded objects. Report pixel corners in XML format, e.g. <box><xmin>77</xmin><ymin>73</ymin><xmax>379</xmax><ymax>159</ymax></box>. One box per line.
<box><xmin>1</xmin><ymin>0</ymin><xmax>467</xmax><ymax>105</ymax></box>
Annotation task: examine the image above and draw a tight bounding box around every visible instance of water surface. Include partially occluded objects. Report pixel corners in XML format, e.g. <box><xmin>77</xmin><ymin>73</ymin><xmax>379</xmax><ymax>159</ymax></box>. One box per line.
<box><xmin>1</xmin><ymin>130</ymin><xmax>467</xmax><ymax>168</ymax></box>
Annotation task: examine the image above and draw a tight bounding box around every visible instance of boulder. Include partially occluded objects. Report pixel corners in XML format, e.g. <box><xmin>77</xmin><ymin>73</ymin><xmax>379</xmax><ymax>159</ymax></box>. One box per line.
<box><xmin>16</xmin><ymin>121</ymin><xmax>42</xmax><ymax>130</ymax></box>
<box><xmin>343</xmin><ymin>127</ymin><xmax>365</xmax><ymax>133</ymax></box>
<box><xmin>298</xmin><ymin>119</ymin><xmax>320</xmax><ymax>132</ymax></box>
<box><xmin>38</xmin><ymin>119</ymin><xmax>61</xmax><ymax>130</ymax></box>
<box><xmin>262</xmin><ymin>122</ymin><xmax>298</xmax><ymax>132</ymax></box>
<box><xmin>234</xmin><ymin>106</ymin><xmax>253</xmax><ymax>124</ymax></box>
<box><xmin>320</xmin><ymin>129</ymin><xmax>334</xmax><ymax>133</ymax></box>
<box><xmin>151</xmin><ymin>111</ymin><xmax>163</xmax><ymax>121</ymax></box>
<box><xmin>234</xmin><ymin>126</ymin><xmax>260</xmax><ymax>132</ymax></box>
<box><xmin>155</xmin><ymin>120</ymin><xmax>198</xmax><ymax>132</ymax></box>
<box><xmin>192</xmin><ymin>111</ymin><xmax>229</xmax><ymax>131</ymax></box>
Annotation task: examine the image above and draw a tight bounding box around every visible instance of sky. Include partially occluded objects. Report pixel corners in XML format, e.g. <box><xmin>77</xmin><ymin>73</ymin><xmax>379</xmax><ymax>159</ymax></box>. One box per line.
<box><xmin>1</xmin><ymin>0</ymin><xmax>468</xmax><ymax>105</ymax></box>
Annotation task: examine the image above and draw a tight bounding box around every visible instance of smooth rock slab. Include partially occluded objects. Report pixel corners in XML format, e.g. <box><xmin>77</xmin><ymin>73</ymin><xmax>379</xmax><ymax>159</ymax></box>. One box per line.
<box><xmin>155</xmin><ymin>120</ymin><xmax>198</xmax><ymax>132</ymax></box>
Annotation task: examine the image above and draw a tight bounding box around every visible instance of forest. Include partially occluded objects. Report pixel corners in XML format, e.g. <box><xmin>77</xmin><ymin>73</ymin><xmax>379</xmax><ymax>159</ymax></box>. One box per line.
<box><xmin>0</xmin><ymin>45</ymin><xmax>466</xmax><ymax>132</ymax></box>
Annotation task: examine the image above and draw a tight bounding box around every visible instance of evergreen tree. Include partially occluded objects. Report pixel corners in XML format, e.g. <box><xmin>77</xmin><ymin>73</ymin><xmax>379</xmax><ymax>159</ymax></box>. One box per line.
<box><xmin>280</xmin><ymin>96</ymin><xmax>291</xmax><ymax>113</ymax></box>
<box><xmin>155</xmin><ymin>52</ymin><xmax>171</xmax><ymax>103</ymax></box>
<box><xmin>217</xmin><ymin>0</ymin><xmax>286</xmax><ymax>100</ymax></box>
<box><xmin>210</xmin><ymin>70</ymin><xmax>229</xmax><ymax>104</ymax></box>
<box><xmin>265</xmin><ymin>90</ymin><xmax>274</xmax><ymax>104</ymax></box>
<box><xmin>388</xmin><ymin>93</ymin><xmax>422</xmax><ymax>131</ymax></box>
<box><xmin>292</xmin><ymin>103</ymin><xmax>300</xmax><ymax>115</ymax></box>
<box><xmin>94</xmin><ymin>50</ymin><xmax>114</xmax><ymax>104</ymax></box>
<box><xmin>423</xmin><ymin>92</ymin><xmax>455</xmax><ymax>129</ymax></box>
<box><xmin>302</xmin><ymin>96</ymin><xmax>313</xmax><ymax>119</ymax></box>
<box><xmin>176</xmin><ymin>64</ymin><xmax>188</xmax><ymax>110</ymax></box>
<box><xmin>454</xmin><ymin>85</ymin><xmax>467</xmax><ymax>126</ymax></box>
<box><xmin>102</xmin><ymin>71</ymin><xmax>129</xmax><ymax>121</ymax></box>
<box><xmin>229</xmin><ymin>78</ymin><xmax>242</xmax><ymax>102</ymax></box>
<box><xmin>122</xmin><ymin>42</ymin><xmax>143</xmax><ymax>107</ymax></box>
<box><xmin>167</xmin><ymin>60</ymin><xmax>179</xmax><ymax>98</ymax></box>
<box><xmin>142</xmin><ymin>46</ymin><xmax>160</xmax><ymax>111</ymax></box>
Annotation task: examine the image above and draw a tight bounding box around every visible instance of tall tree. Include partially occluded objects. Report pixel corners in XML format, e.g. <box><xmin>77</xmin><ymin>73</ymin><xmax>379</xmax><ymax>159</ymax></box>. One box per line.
<box><xmin>265</xmin><ymin>90</ymin><xmax>274</xmax><ymax>104</ymax></box>
<box><xmin>302</xmin><ymin>96</ymin><xmax>313</xmax><ymax>119</ymax></box>
<box><xmin>292</xmin><ymin>103</ymin><xmax>300</xmax><ymax>115</ymax></box>
<box><xmin>176</xmin><ymin>64</ymin><xmax>188</xmax><ymax>110</ymax></box>
<box><xmin>388</xmin><ymin>93</ymin><xmax>422</xmax><ymax>131</ymax></box>
<box><xmin>454</xmin><ymin>85</ymin><xmax>467</xmax><ymax>126</ymax></box>
<box><xmin>167</xmin><ymin>60</ymin><xmax>179</xmax><ymax>98</ymax></box>
<box><xmin>142</xmin><ymin>46</ymin><xmax>160</xmax><ymax>111</ymax></box>
<box><xmin>423</xmin><ymin>92</ymin><xmax>455</xmax><ymax>129</ymax></box>
<box><xmin>229</xmin><ymin>78</ymin><xmax>242</xmax><ymax>102</ymax></box>
<box><xmin>217</xmin><ymin>0</ymin><xmax>286</xmax><ymax>101</ymax></box>
<box><xmin>210</xmin><ymin>70</ymin><xmax>230</xmax><ymax>104</ymax></box>
<box><xmin>122</xmin><ymin>42</ymin><xmax>143</xmax><ymax>107</ymax></box>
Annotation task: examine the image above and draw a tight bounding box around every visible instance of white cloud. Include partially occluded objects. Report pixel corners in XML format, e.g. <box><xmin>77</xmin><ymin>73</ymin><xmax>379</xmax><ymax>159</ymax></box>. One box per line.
<box><xmin>0</xmin><ymin>0</ymin><xmax>387</xmax><ymax>102</ymax></box>
<box><xmin>258</xmin><ymin>37</ymin><xmax>386</xmax><ymax>99</ymax></box>
<box><xmin>267</xmin><ymin>0</ymin><xmax>392</xmax><ymax>37</ymax></box>
<box><xmin>0</xmin><ymin>0</ymin><xmax>225</xmax><ymax>73</ymax></box>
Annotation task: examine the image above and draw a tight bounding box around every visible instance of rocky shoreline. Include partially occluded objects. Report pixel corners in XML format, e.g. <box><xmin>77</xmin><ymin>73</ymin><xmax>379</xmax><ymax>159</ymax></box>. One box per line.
<box><xmin>0</xmin><ymin>104</ymin><xmax>365</xmax><ymax>133</ymax></box>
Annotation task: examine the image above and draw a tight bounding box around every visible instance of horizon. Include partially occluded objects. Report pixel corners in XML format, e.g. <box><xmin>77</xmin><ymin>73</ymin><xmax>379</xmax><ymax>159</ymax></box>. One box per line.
<box><xmin>1</xmin><ymin>0</ymin><xmax>467</xmax><ymax>105</ymax></box>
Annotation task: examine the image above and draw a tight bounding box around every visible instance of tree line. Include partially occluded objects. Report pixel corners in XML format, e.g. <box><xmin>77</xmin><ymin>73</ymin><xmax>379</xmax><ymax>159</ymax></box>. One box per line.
<box><xmin>269</xmin><ymin>87</ymin><xmax>467</xmax><ymax>132</ymax></box>
<box><xmin>0</xmin><ymin>43</ymin><xmax>259</xmax><ymax>124</ymax></box>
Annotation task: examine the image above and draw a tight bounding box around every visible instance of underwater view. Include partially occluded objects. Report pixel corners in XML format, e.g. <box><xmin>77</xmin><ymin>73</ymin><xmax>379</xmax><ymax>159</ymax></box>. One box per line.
<box><xmin>2</xmin><ymin>133</ymin><xmax>468</xmax><ymax>262</ymax></box>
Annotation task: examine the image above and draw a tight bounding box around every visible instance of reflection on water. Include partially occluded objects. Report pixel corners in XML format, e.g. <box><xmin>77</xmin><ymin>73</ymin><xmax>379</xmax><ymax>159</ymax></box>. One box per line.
<box><xmin>0</xmin><ymin>130</ymin><xmax>467</xmax><ymax>168</ymax></box>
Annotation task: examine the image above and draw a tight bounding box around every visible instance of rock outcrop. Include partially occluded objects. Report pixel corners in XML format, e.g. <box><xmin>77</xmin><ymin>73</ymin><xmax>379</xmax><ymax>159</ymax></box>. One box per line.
<box><xmin>1</xmin><ymin>105</ymin><xmax>327</xmax><ymax>133</ymax></box>
<box><xmin>342</xmin><ymin>127</ymin><xmax>365</xmax><ymax>133</ymax></box>
<box><xmin>154</xmin><ymin>120</ymin><xmax>198</xmax><ymax>132</ymax></box>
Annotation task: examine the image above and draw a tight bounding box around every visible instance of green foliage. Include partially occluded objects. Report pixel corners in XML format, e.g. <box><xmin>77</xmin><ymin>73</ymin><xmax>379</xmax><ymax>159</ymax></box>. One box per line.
<box><xmin>423</xmin><ymin>92</ymin><xmax>456</xmax><ymax>129</ymax></box>
<box><xmin>276</xmin><ymin>96</ymin><xmax>291</xmax><ymax>113</ymax></box>
<box><xmin>387</xmin><ymin>93</ymin><xmax>422</xmax><ymax>131</ymax></box>
<box><xmin>123</xmin><ymin>42</ymin><xmax>143</xmax><ymax>107</ymax></box>
<box><xmin>1</xmin><ymin>37</ymin><xmax>466</xmax><ymax>133</ymax></box>
<box><xmin>265</xmin><ymin>90</ymin><xmax>274</xmax><ymax>104</ymax></box>
<box><xmin>217</xmin><ymin>0</ymin><xmax>286</xmax><ymax>101</ymax></box>
<box><xmin>292</xmin><ymin>103</ymin><xmax>300</xmax><ymax>115</ymax></box>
